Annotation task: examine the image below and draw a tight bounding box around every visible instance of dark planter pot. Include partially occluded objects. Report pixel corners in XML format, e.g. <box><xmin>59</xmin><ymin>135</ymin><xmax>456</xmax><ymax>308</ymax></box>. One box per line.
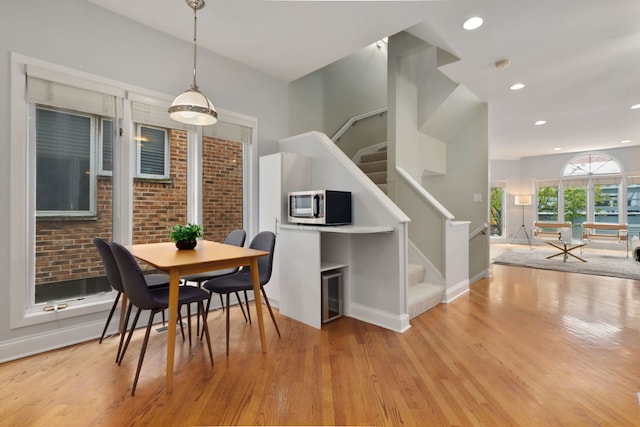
<box><xmin>175</xmin><ymin>240</ymin><xmax>197</xmax><ymax>250</ymax></box>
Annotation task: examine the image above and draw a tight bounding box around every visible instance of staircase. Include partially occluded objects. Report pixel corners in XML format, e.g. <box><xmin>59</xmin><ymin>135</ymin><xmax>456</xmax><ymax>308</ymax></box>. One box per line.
<box><xmin>407</xmin><ymin>263</ymin><xmax>444</xmax><ymax>319</ymax></box>
<box><xmin>357</xmin><ymin>144</ymin><xmax>443</xmax><ymax>319</ymax></box>
<box><xmin>358</xmin><ymin>146</ymin><xmax>388</xmax><ymax>193</ymax></box>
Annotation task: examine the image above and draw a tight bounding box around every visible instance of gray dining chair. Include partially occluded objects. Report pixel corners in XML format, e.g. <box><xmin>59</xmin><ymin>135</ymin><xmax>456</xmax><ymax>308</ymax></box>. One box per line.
<box><xmin>93</xmin><ymin>237</ymin><xmax>170</xmax><ymax>362</ymax></box>
<box><xmin>110</xmin><ymin>241</ymin><xmax>214</xmax><ymax>396</ymax></box>
<box><xmin>202</xmin><ymin>231</ymin><xmax>280</xmax><ymax>357</ymax></box>
<box><xmin>181</xmin><ymin>229</ymin><xmax>249</xmax><ymax>332</ymax></box>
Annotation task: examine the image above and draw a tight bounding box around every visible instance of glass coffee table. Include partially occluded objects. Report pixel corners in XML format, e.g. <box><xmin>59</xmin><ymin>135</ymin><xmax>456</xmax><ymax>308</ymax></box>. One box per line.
<box><xmin>545</xmin><ymin>240</ymin><xmax>587</xmax><ymax>262</ymax></box>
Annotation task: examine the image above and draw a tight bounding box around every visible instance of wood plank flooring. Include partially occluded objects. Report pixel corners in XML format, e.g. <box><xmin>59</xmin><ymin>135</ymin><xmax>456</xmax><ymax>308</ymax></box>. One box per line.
<box><xmin>2</xmin><ymin>264</ymin><xmax>640</xmax><ymax>426</ymax></box>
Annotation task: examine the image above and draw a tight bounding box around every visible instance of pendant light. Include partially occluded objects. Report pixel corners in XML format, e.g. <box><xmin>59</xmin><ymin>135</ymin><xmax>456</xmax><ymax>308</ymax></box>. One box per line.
<box><xmin>168</xmin><ymin>0</ymin><xmax>218</xmax><ymax>126</ymax></box>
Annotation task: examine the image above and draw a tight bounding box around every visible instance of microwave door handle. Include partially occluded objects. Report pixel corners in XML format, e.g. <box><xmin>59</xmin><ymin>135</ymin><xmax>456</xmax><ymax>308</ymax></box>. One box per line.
<box><xmin>313</xmin><ymin>194</ymin><xmax>320</xmax><ymax>218</ymax></box>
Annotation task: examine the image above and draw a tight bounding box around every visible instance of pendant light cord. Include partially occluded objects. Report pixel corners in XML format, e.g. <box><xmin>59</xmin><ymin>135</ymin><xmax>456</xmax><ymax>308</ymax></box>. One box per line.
<box><xmin>192</xmin><ymin>5</ymin><xmax>199</xmax><ymax>90</ymax></box>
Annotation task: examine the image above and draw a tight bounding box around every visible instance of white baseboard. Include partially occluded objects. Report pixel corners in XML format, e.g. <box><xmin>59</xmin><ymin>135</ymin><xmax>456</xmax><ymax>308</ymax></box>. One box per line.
<box><xmin>443</xmin><ymin>279</ymin><xmax>469</xmax><ymax>303</ymax></box>
<box><xmin>0</xmin><ymin>320</ymin><xmax>104</xmax><ymax>363</ymax></box>
<box><xmin>470</xmin><ymin>268</ymin><xmax>490</xmax><ymax>284</ymax></box>
<box><xmin>349</xmin><ymin>303</ymin><xmax>411</xmax><ymax>333</ymax></box>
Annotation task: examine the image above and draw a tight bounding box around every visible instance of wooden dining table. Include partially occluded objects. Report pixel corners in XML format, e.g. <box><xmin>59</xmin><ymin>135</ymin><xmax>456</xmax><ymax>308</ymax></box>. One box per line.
<box><xmin>126</xmin><ymin>240</ymin><xmax>269</xmax><ymax>394</ymax></box>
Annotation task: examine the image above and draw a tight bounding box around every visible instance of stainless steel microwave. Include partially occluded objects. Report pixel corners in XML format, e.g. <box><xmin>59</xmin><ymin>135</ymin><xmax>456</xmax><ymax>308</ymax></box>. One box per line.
<box><xmin>288</xmin><ymin>190</ymin><xmax>352</xmax><ymax>225</ymax></box>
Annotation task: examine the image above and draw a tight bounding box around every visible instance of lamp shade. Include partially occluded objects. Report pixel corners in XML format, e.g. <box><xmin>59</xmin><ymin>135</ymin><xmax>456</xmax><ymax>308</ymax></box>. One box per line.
<box><xmin>514</xmin><ymin>195</ymin><xmax>532</xmax><ymax>206</ymax></box>
<box><xmin>168</xmin><ymin>87</ymin><xmax>218</xmax><ymax>126</ymax></box>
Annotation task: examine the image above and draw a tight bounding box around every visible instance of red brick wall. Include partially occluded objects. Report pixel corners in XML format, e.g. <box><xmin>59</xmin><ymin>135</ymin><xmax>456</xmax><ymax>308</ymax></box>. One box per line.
<box><xmin>202</xmin><ymin>136</ymin><xmax>244</xmax><ymax>243</ymax></box>
<box><xmin>132</xmin><ymin>129</ymin><xmax>188</xmax><ymax>244</ymax></box>
<box><xmin>35</xmin><ymin>130</ymin><xmax>243</xmax><ymax>286</ymax></box>
<box><xmin>35</xmin><ymin>177</ymin><xmax>113</xmax><ymax>285</ymax></box>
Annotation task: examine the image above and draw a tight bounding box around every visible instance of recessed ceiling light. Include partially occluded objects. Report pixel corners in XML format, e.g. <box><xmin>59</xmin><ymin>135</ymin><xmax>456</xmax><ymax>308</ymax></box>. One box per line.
<box><xmin>510</xmin><ymin>83</ymin><xmax>525</xmax><ymax>90</ymax></box>
<box><xmin>534</xmin><ymin>120</ymin><xmax>547</xmax><ymax>126</ymax></box>
<box><xmin>631</xmin><ymin>104</ymin><xmax>640</xmax><ymax>109</ymax></box>
<box><xmin>621</xmin><ymin>140</ymin><xmax>631</xmax><ymax>144</ymax></box>
<box><xmin>553</xmin><ymin>147</ymin><xmax>562</xmax><ymax>151</ymax></box>
<box><xmin>463</xmin><ymin>17</ymin><xmax>483</xmax><ymax>30</ymax></box>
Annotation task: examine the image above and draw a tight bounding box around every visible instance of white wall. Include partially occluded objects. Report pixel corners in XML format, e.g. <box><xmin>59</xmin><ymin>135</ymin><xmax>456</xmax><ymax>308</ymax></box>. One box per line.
<box><xmin>491</xmin><ymin>145</ymin><xmax>640</xmax><ymax>242</ymax></box>
<box><xmin>289</xmin><ymin>43</ymin><xmax>388</xmax><ymax>137</ymax></box>
<box><xmin>388</xmin><ymin>32</ymin><xmax>490</xmax><ymax>281</ymax></box>
<box><xmin>0</xmin><ymin>0</ymin><xmax>289</xmax><ymax>356</ymax></box>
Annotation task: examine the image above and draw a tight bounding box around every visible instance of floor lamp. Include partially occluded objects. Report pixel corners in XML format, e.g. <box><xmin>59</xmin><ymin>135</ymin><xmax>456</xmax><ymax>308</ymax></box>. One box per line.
<box><xmin>512</xmin><ymin>194</ymin><xmax>532</xmax><ymax>245</ymax></box>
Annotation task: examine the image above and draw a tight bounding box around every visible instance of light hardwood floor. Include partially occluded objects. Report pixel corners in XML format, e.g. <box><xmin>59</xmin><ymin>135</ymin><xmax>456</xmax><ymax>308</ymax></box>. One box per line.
<box><xmin>2</xmin><ymin>263</ymin><xmax>640</xmax><ymax>426</ymax></box>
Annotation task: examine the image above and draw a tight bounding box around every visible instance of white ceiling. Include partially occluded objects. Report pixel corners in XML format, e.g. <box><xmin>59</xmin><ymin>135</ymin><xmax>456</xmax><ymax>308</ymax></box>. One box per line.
<box><xmin>90</xmin><ymin>0</ymin><xmax>640</xmax><ymax>160</ymax></box>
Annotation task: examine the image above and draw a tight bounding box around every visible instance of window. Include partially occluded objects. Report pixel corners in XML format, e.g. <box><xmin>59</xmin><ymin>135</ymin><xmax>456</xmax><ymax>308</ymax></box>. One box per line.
<box><xmin>100</xmin><ymin>121</ymin><xmax>170</xmax><ymax>179</ymax></box>
<box><xmin>563</xmin><ymin>153</ymin><xmax>621</xmax><ymax>176</ymax></box>
<box><xmin>563</xmin><ymin>182</ymin><xmax>587</xmax><ymax>238</ymax></box>
<box><xmin>561</xmin><ymin>153</ymin><xmax>623</xmax><ymax>237</ymax></box>
<box><xmin>490</xmin><ymin>183</ymin><xmax>505</xmax><ymax>237</ymax></box>
<box><xmin>627</xmin><ymin>176</ymin><xmax>640</xmax><ymax>238</ymax></box>
<box><xmin>535</xmin><ymin>181</ymin><xmax>559</xmax><ymax>221</ymax></box>
<box><xmin>137</xmin><ymin>125</ymin><xmax>168</xmax><ymax>178</ymax></box>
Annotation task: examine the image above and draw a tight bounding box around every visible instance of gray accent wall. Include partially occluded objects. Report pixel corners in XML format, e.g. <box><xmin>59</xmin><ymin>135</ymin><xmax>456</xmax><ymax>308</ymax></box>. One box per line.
<box><xmin>0</xmin><ymin>0</ymin><xmax>288</xmax><ymax>355</ymax></box>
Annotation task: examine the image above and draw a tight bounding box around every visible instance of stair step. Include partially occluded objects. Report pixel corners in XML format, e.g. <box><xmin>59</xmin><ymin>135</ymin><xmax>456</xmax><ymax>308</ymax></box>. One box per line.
<box><xmin>408</xmin><ymin>263</ymin><xmax>426</xmax><ymax>286</ymax></box>
<box><xmin>359</xmin><ymin>160</ymin><xmax>386</xmax><ymax>174</ymax></box>
<box><xmin>367</xmin><ymin>171</ymin><xmax>387</xmax><ymax>184</ymax></box>
<box><xmin>408</xmin><ymin>282</ymin><xmax>444</xmax><ymax>319</ymax></box>
<box><xmin>377</xmin><ymin>183</ymin><xmax>388</xmax><ymax>193</ymax></box>
<box><xmin>361</xmin><ymin>151</ymin><xmax>387</xmax><ymax>163</ymax></box>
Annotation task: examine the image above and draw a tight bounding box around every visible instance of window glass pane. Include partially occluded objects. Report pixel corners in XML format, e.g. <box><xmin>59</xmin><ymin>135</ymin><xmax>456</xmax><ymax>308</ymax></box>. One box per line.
<box><xmin>564</xmin><ymin>185</ymin><xmax>587</xmax><ymax>239</ymax></box>
<box><xmin>36</xmin><ymin>108</ymin><xmax>91</xmax><ymax>212</ymax></box>
<box><xmin>34</xmin><ymin>108</ymin><xmax>112</xmax><ymax>304</ymax></box>
<box><xmin>101</xmin><ymin>119</ymin><xmax>113</xmax><ymax>172</ymax></box>
<box><xmin>133</xmin><ymin>128</ymin><xmax>184</xmax><ymax>244</ymax></box>
<box><xmin>627</xmin><ymin>183</ymin><xmax>640</xmax><ymax>238</ymax></box>
<box><xmin>202</xmin><ymin>136</ymin><xmax>244</xmax><ymax>242</ymax></box>
<box><xmin>138</xmin><ymin>125</ymin><xmax>167</xmax><ymax>177</ymax></box>
<box><xmin>563</xmin><ymin>153</ymin><xmax>621</xmax><ymax>176</ymax></box>
<box><xmin>490</xmin><ymin>187</ymin><xmax>503</xmax><ymax>237</ymax></box>
<box><xmin>594</xmin><ymin>184</ymin><xmax>619</xmax><ymax>226</ymax></box>
<box><xmin>536</xmin><ymin>186</ymin><xmax>558</xmax><ymax>221</ymax></box>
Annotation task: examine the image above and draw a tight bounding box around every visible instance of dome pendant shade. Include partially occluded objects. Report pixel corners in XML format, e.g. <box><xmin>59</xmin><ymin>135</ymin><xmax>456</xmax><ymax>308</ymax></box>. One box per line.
<box><xmin>169</xmin><ymin>0</ymin><xmax>217</xmax><ymax>126</ymax></box>
<box><xmin>169</xmin><ymin>86</ymin><xmax>218</xmax><ymax>125</ymax></box>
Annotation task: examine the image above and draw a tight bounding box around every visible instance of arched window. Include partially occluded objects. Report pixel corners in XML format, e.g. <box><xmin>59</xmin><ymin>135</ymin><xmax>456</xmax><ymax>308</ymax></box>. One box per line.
<box><xmin>560</xmin><ymin>153</ymin><xmax>622</xmax><ymax>237</ymax></box>
<box><xmin>563</xmin><ymin>153</ymin><xmax>621</xmax><ymax>176</ymax></box>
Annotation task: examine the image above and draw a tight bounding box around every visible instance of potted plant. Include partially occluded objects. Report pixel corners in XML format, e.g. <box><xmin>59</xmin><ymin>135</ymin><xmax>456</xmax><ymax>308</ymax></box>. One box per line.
<box><xmin>169</xmin><ymin>223</ymin><xmax>203</xmax><ymax>250</ymax></box>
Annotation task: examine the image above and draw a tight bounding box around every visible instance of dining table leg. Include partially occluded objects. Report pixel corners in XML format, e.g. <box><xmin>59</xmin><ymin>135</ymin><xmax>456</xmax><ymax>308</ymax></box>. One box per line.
<box><xmin>250</xmin><ymin>258</ymin><xmax>267</xmax><ymax>353</ymax></box>
<box><xmin>166</xmin><ymin>269</ymin><xmax>181</xmax><ymax>394</ymax></box>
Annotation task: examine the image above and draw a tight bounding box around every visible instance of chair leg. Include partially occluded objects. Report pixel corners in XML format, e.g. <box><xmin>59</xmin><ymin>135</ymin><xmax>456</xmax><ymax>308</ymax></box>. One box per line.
<box><xmin>261</xmin><ymin>288</ymin><xmax>281</xmax><ymax>338</ymax></box>
<box><xmin>116</xmin><ymin>301</ymin><xmax>132</xmax><ymax>363</ymax></box>
<box><xmin>186</xmin><ymin>303</ymin><xmax>192</xmax><ymax>346</ymax></box>
<box><xmin>200</xmin><ymin>292</ymin><xmax>213</xmax><ymax>341</ymax></box>
<box><xmin>119</xmin><ymin>307</ymin><xmax>141</xmax><ymax>365</ymax></box>
<box><xmin>243</xmin><ymin>290</ymin><xmax>251</xmax><ymax>325</ymax></box>
<box><xmin>235</xmin><ymin>291</ymin><xmax>249</xmax><ymax>323</ymax></box>
<box><xmin>177</xmin><ymin>310</ymin><xmax>186</xmax><ymax>341</ymax></box>
<box><xmin>195</xmin><ymin>280</ymin><xmax>203</xmax><ymax>337</ymax></box>
<box><xmin>99</xmin><ymin>292</ymin><xmax>121</xmax><ymax>344</ymax></box>
<box><xmin>198</xmin><ymin>301</ymin><xmax>214</xmax><ymax>366</ymax></box>
<box><xmin>225</xmin><ymin>293</ymin><xmax>231</xmax><ymax>357</ymax></box>
<box><xmin>131</xmin><ymin>310</ymin><xmax>157</xmax><ymax>396</ymax></box>
<box><xmin>219</xmin><ymin>294</ymin><xmax>225</xmax><ymax>312</ymax></box>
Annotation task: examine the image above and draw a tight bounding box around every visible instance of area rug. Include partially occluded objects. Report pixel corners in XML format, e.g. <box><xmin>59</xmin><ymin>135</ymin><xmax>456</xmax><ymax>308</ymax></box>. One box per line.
<box><xmin>492</xmin><ymin>248</ymin><xmax>640</xmax><ymax>280</ymax></box>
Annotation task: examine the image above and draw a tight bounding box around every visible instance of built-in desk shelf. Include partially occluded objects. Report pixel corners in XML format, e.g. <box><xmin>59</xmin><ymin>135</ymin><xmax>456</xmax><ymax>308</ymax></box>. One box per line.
<box><xmin>280</xmin><ymin>224</ymin><xmax>394</xmax><ymax>234</ymax></box>
<box><xmin>321</xmin><ymin>260</ymin><xmax>348</xmax><ymax>272</ymax></box>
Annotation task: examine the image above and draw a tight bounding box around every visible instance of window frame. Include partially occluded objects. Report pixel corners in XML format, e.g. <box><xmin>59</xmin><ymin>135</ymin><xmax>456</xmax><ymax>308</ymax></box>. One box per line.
<box><xmin>135</xmin><ymin>123</ymin><xmax>169</xmax><ymax>179</ymax></box>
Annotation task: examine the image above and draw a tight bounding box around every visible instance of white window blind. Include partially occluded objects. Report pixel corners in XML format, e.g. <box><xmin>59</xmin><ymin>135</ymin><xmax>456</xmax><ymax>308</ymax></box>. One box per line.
<box><xmin>26</xmin><ymin>65</ymin><xmax>123</xmax><ymax>117</ymax></box>
<box><xmin>203</xmin><ymin>120</ymin><xmax>252</xmax><ymax>144</ymax></box>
